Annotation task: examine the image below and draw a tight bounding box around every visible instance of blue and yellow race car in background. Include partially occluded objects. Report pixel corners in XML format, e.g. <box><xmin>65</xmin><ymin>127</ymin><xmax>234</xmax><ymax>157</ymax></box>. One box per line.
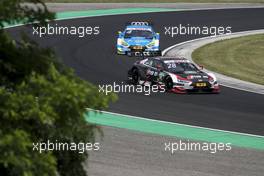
<box><xmin>117</xmin><ymin>22</ymin><xmax>161</xmax><ymax>56</ymax></box>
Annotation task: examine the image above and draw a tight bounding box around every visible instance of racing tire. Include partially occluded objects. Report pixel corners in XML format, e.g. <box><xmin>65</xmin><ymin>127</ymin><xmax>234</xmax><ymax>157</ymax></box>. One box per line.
<box><xmin>131</xmin><ymin>68</ymin><xmax>140</xmax><ymax>85</ymax></box>
<box><xmin>164</xmin><ymin>76</ymin><xmax>173</xmax><ymax>91</ymax></box>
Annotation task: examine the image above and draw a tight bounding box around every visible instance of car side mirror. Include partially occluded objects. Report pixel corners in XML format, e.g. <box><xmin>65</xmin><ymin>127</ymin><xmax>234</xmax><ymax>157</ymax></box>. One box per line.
<box><xmin>198</xmin><ymin>65</ymin><xmax>204</xmax><ymax>70</ymax></box>
<box><xmin>157</xmin><ymin>65</ymin><xmax>164</xmax><ymax>72</ymax></box>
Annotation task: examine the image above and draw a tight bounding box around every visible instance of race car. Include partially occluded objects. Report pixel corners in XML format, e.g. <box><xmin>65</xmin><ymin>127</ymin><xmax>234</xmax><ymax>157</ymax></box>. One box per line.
<box><xmin>127</xmin><ymin>57</ymin><xmax>220</xmax><ymax>93</ymax></box>
<box><xmin>117</xmin><ymin>22</ymin><xmax>161</xmax><ymax>56</ymax></box>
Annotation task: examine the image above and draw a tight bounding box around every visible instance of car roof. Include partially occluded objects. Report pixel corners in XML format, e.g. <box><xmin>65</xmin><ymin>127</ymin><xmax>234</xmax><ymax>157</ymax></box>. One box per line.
<box><xmin>151</xmin><ymin>57</ymin><xmax>189</xmax><ymax>61</ymax></box>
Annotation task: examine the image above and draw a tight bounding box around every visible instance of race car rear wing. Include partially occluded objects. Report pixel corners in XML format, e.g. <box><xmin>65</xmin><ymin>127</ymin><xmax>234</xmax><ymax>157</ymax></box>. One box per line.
<box><xmin>126</xmin><ymin>21</ymin><xmax>153</xmax><ymax>26</ymax></box>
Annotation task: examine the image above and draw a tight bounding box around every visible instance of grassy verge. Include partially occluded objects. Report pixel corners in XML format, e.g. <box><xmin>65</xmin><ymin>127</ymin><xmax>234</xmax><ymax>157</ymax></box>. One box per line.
<box><xmin>192</xmin><ymin>34</ymin><xmax>264</xmax><ymax>85</ymax></box>
<box><xmin>44</xmin><ymin>0</ymin><xmax>264</xmax><ymax>3</ymax></box>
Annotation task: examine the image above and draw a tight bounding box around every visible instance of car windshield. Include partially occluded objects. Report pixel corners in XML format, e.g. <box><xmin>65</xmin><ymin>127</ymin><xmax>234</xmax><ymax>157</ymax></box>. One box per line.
<box><xmin>124</xmin><ymin>30</ymin><xmax>153</xmax><ymax>39</ymax></box>
<box><xmin>164</xmin><ymin>61</ymin><xmax>199</xmax><ymax>73</ymax></box>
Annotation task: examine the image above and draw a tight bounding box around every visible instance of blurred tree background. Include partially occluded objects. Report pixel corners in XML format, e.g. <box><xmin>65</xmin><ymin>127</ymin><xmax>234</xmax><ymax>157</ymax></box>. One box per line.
<box><xmin>0</xmin><ymin>1</ymin><xmax>116</xmax><ymax>175</ymax></box>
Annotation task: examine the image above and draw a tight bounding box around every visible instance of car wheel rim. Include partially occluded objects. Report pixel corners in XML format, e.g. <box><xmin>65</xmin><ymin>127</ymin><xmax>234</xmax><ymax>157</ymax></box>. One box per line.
<box><xmin>166</xmin><ymin>79</ymin><xmax>172</xmax><ymax>90</ymax></box>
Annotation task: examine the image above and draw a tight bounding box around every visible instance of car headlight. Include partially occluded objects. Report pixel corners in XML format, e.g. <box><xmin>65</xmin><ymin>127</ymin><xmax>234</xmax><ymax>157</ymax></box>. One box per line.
<box><xmin>118</xmin><ymin>39</ymin><xmax>129</xmax><ymax>47</ymax></box>
<box><xmin>147</xmin><ymin>39</ymin><xmax>159</xmax><ymax>48</ymax></box>
<box><xmin>208</xmin><ymin>75</ymin><xmax>215</xmax><ymax>83</ymax></box>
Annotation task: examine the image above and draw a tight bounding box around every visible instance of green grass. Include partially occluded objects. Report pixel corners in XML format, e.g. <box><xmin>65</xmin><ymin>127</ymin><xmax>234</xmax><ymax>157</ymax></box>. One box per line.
<box><xmin>44</xmin><ymin>0</ymin><xmax>264</xmax><ymax>3</ymax></box>
<box><xmin>192</xmin><ymin>34</ymin><xmax>264</xmax><ymax>85</ymax></box>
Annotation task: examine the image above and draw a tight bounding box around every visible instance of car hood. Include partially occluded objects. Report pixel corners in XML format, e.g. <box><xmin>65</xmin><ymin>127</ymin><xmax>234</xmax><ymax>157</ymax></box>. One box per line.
<box><xmin>124</xmin><ymin>37</ymin><xmax>152</xmax><ymax>46</ymax></box>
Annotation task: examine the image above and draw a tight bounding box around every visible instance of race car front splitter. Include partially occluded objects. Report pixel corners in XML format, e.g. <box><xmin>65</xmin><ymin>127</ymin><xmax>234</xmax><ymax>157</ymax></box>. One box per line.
<box><xmin>126</xmin><ymin>51</ymin><xmax>162</xmax><ymax>57</ymax></box>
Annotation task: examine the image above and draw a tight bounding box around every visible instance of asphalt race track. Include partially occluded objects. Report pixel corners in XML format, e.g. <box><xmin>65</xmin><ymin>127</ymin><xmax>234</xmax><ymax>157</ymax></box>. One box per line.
<box><xmin>9</xmin><ymin>8</ymin><xmax>264</xmax><ymax>135</ymax></box>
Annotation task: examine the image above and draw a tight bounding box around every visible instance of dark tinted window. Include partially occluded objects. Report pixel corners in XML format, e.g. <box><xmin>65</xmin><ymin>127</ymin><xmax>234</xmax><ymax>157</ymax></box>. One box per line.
<box><xmin>153</xmin><ymin>59</ymin><xmax>163</xmax><ymax>69</ymax></box>
<box><xmin>144</xmin><ymin>59</ymin><xmax>154</xmax><ymax>67</ymax></box>
<box><xmin>124</xmin><ymin>30</ymin><xmax>153</xmax><ymax>39</ymax></box>
<box><xmin>164</xmin><ymin>61</ymin><xmax>198</xmax><ymax>73</ymax></box>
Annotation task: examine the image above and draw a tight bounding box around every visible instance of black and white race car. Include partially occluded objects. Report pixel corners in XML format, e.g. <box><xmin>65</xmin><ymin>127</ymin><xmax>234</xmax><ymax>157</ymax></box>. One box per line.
<box><xmin>128</xmin><ymin>57</ymin><xmax>220</xmax><ymax>93</ymax></box>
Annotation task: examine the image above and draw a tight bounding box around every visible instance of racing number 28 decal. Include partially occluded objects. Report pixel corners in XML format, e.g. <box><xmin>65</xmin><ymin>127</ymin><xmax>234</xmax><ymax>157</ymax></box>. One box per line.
<box><xmin>167</xmin><ymin>63</ymin><xmax>177</xmax><ymax>69</ymax></box>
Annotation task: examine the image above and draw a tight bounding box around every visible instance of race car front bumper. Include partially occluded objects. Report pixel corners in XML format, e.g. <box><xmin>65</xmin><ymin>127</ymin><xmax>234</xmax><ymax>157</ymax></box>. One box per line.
<box><xmin>117</xmin><ymin>45</ymin><xmax>161</xmax><ymax>56</ymax></box>
<box><xmin>170</xmin><ymin>84</ymin><xmax>220</xmax><ymax>94</ymax></box>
